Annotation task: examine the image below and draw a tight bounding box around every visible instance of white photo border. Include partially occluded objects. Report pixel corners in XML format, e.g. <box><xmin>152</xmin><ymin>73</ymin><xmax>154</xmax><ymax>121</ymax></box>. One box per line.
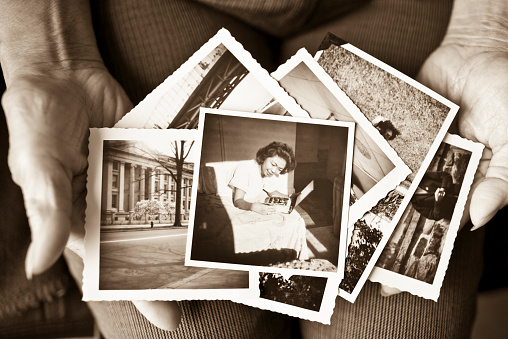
<box><xmin>185</xmin><ymin>108</ymin><xmax>355</xmax><ymax>279</ymax></box>
<box><xmin>83</xmin><ymin>128</ymin><xmax>257</xmax><ymax>301</ymax></box>
<box><xmin>115</xmin><ymin>28</ymin><xmax>310</xmax><ymax>129</ymax></box>
<box><xmin>272</xmin><ymin>48</ymin><xmax>412</xmax><ymax>225</ymax></box>
<box><xmin>233</xmin><ymin>272</ymin><xmax>340</xmax><ymax>325</ymax></box>
<box><xmin>368</xmin><ymin>133</ymin><xmax>484</xmax><ymax>301</ymax></box>
<box><xmin>314</xmin><ymin>42</ymin><xmax>460</xmax><ymax>303</ymax></box>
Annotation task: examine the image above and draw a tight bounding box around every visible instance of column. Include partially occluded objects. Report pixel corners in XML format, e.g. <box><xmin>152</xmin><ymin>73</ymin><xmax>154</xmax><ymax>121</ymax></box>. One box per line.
<box><xmin>140</xmin><ymin>166</ymin><xmax>146</xmax><ymax>201</ymax></box>
<box><xmin>159</xmin><ymin>172</ymin><xmax>165</xmax><ymax>202</ymax></box>
<box><xmin>150</xmin><ymin>168</ymin><xmax>156</xmax><ymax>200</ymax></box>
<box><xmin>118</xmin><ymin>161</ymin><xmax>125</xmax><ymax>212</ymax></box>
<box><xmin>183</xmin><ymin>178</ymin><xmax>188</xmax><ymax>214</ymax></box>
<box><xmin>129</xmin><ymin>164</ymin><xmax>136</xmax><ymax>211</ymax></box>
<box><xmin>105</xmin><ymin>160</ymin><xmax>113</xmax><ymax>210</ymax></box>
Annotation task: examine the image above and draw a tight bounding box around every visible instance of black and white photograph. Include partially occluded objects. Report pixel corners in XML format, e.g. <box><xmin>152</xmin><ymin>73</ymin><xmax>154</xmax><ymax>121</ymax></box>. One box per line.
<box><xmin>233</xmin><ymin>271</ymin><xmax>340</xmax><ymax>325</ymax></box>
<box><xmin>186</xmin><ymin>108</ymin><xmax>354</xmax><ymax>278</ymax></box>
<box><xmin>272</xmin><ymin>49</ymin><xmax>411</xmax><ymax>222</ymax></box>
<box><xmin>313</xmin><ymin>35</ymin><xmax>460</xmax><ymax>302</ymax></box>
<box><xmin>370</xmin><ymin>133</ymin><xmax>484</xmax><ymax>301</ymax></box>
<box><xmin>83</xmin><ymin>128</ymin><xmax>256</xmax><ymax>301</ymax></box>
<box><xmin>115</xmin><ymin>28</ymin><xmax>309</xmax><ymax>130</ymax></box>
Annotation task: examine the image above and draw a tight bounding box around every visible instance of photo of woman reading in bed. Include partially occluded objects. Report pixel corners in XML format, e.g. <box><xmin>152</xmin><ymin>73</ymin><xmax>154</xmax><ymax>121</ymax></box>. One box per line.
<box><xmin>189</xmin><ymin>110</ymin><xmax>353</xmax><ymax>276</ymax></box>
<box><xmin>229</xmin><ymin>141</ymin><xmax>296</xmax><ymax>215</ymax></box>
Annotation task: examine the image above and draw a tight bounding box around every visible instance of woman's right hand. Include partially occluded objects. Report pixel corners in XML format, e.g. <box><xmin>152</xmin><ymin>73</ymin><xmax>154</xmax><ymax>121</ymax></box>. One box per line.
<box><xmin>0</xmin><ymin>1</ymin><xmax>182</xmax><ymax>330</ymax></box>
<box><xmin>251</xmin><ymin>202</ymin><xmax>276</xmax><ymax>215</ymax></box>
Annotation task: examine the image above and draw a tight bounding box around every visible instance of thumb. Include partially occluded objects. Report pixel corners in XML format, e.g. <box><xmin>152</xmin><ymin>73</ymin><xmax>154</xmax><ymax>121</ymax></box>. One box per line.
<box><xmin>470</xmin><ymin>177</ymin><xmax>508</xmax><ymax>229</ymax></box>
<box><xmin>9</xmin><ymin>150</ymin><xmax>73</xmax><ymax>278</ymax></box>
<box><xmin>379</xmin><ymin>284</ymin><xmax>402</xmax><ymax>297</ymax></box>
<box><xmin>132</xmin><ymin>300</ymin><xmax>182</xmax><ymax>331</ymax></box>
<box><xmin>470</xmin><ymin>144</ymin><xmax>508</xmax><ymax>229</ymax></box>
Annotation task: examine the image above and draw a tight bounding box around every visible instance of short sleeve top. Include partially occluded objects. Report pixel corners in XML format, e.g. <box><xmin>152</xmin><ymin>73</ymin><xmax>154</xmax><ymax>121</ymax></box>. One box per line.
<box><xmin>228</xmin><ymin>160</ymin><xmax>285</xmax><ymax>202</ymax></box>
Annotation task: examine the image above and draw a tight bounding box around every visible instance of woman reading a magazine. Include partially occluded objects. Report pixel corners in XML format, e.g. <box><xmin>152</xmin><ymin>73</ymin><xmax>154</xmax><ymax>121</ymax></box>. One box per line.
<box><xmin>1</xmin><ymin>0</ymin><xmax>507</xmax><ymax>338</ymax></box>
<box><xmin>229</xmin><ymin>141</ymin><xmax>296</xmax><ymax>215</ymax></box>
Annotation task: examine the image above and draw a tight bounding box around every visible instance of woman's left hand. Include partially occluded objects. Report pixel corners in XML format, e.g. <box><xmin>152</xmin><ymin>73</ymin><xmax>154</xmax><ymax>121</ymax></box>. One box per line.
<box><xmin>380</xmin><ymin>11</ymin><xmax>508</xmax><ymax>297</ymax></box>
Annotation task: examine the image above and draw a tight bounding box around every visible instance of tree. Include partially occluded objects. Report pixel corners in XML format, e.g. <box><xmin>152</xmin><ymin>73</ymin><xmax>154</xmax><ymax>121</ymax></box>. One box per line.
<box><xmin>340</xmin><ymin>219</ymin><xmax>383</xmax><ymax>293</ymax></box>
<box><xmin>110</xmin><ymin>139</ymin><xmax>194</xmax><ymax>227</ymax></box>
<box><xmin>133</xmin><ymin>200</ymin><xmax>164</xmax><ymax>224</ymax></box>
<box><xmin>152</xmin><ymin>140</ymin><xmax>194</xmax><ymax>226</ymax></box>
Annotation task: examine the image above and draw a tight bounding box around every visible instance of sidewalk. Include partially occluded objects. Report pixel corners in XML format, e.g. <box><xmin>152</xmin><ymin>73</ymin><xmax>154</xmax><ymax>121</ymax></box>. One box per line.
<box><xmin>100</xmin><ymin>221</ymin><xmax>189</xmax><ymax>232</ymax></box>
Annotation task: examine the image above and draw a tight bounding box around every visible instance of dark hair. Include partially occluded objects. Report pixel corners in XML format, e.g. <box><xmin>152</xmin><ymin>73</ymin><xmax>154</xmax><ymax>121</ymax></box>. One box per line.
<box><xmin>255</xmin><ymin>141</ymin><xmax>296</xmax><ymax>174</ymax></box>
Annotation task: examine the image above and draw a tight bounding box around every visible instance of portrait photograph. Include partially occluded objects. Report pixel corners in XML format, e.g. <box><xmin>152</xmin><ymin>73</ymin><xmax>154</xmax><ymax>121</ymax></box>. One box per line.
<box><xmin>370</xmin><ymin>133</ymin><xmax>484</xmax><ymax>300</ymax></box>
<box><xmin>186</xmin><ymin>108</ymin><xmax>354</xmax><ymax>278</ymax></box>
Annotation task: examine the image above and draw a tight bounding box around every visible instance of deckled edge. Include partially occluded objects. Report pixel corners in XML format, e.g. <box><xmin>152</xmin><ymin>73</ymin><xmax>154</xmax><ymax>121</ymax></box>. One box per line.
<box><xmin>82</xmin><ymin>127</ymin><xmax>256</xmax><ymax>301</ymax></box>
<box><xmin>231</xmin><ymin>272</ymin><xmax>340</xmax><ymax>325</ymax></box>
<box><xmin>368</xmin><ymin>133</ymin><xmax>484</xmax><ymax>301</ymax></box>
<box><xmin>311</xmin><ymin>40</ymin><xmax>460</xmax><ymax>303</ymax></box>
<box><xmin>115</xmin><ymin>28</ymin><xmax>310</xmax><ymax>129</ymax></box>
<box><xmin>273</xmin><ymin>48</ymin><xmax>412</xmax><ymax>224</ymax></box>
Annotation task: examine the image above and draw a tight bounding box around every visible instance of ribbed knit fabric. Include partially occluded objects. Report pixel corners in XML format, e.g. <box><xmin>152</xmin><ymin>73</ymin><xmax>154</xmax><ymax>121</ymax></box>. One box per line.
<box><xmin>280</xmin><ymin>0</ymin><xmax>454</xmax><ymax>78</ymax></box>
<box><xmin>300</xmin><ymin>226</ymin><xmax>485</xmax><ymax>339</ymax></box>
<box><xmin>90</xmin><ymin>0</ymin><xmax>280</xmax><ymax>104</ymax></box>
<box><xmin>85</xmin><ymin>300</ymin><xmax>298</xmax><ymax>339</ymax></box>
<box><xmin>69</xmin><ymin>0</ymin><xmax>486</xmax><ymax>338</ymax></box>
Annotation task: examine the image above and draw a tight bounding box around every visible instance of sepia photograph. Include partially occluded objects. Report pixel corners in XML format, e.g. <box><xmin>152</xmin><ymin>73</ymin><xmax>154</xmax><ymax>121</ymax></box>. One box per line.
<box><xmin>186</xmin><ymin>108</ymin><xmax>354</xmax><ymax>278</ymax></box>
<box><xmin>232</xmin><ymin>271</ymin><xmax>340</xmax><ymax>325</ymax></box>
<box><xmin>83</xmin><ymin>128</ymin><xmax>255</xmax><ymax>301</ymax></box>
<box><xmin>272</xmin><ymin>48</ymin><xmax>411</xmax><ymax>222</ymax></box>
<box><xmin>115</xmin><ymin>28</ymin><xmax>309</xmax><ymax>130</ymax></box>
<box><xmin>313</xmin><ymin>34</ymin><xmax>459</xmax><ymax>302</ymax></box>
<box><xmin>370</xmin><ymin>133</ymin><xmax>484</xmax><ymax>300</ymax></box>
<box><xmin>258</xmin><ymin>273</ymin><xmax>328</xmax><ymax>312</ymax></box>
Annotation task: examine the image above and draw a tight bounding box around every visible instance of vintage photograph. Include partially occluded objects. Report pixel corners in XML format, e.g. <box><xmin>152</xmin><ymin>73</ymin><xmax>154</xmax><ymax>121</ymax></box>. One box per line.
<box><xmin>115</xmin><ymin>28</ymin><xmax>309</xmax><ymax>130</ymax></box>
<box><xmin>313</xmin><ymin>34</ymin><xmax>459</xmax><ymax>302</ymax></box>
<box><xmin>83</xmin><ymin>128</ymin><xmax>255</xmax><ymax>301</ymax></box>
<box><xmin>186</xmin><ymin>109</ymin><xmax>354</xmax><ymax>278</ymax></box>
<box><xmin>232</xmin><ymin>272</ymin><xmax>340</xmax><ymax>325</ymax></box>
<box><xmin>272</xmin><ymin>49</ymin><xmax>411</xmax><ymax>222</ymax></box>
<box><xmin>370</xmin><ymin>134</ymin><xmax>484</xmax><ymax>300</ymax></box>
<box><xmin>316</xmin><ymin>33</ymin><xmax>455</xmax><ymax>176</ymax></box>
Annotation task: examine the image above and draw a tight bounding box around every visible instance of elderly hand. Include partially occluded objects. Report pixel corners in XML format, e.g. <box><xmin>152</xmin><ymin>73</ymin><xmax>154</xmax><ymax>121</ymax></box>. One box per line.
<box><xmin>417</xmin><ymin>44</ymin><xmax>508</xmax><ymax>230</ymax></box>
<box><xmin>1</xmin><ymin>1</ymin><xmax>183</xmax><ymax>330</ymax></box>
<box><xmin>381</xmin><ymin>0</ymin><xmax>508</xmax><ymax>296</ymax></box>
<box><xmin>3</xmin><ymin>66</ymin><xmax>181</xmax><ymax>331</ymax></box>
<box><xmin>3</xmin><ymin>66</ymin><xmax>130</xmax><ymax>277</ymax></box>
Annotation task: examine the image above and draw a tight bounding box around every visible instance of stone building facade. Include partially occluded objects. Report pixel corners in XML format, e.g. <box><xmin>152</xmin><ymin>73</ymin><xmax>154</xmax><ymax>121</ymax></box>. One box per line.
<box><xmin>101</xmin><ymin>140</ymin><xmax>194</xmax><ymax>225</ymax></box>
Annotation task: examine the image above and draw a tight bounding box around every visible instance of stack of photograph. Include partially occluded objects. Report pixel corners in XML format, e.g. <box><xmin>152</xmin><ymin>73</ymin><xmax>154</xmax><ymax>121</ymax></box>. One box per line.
<box><xmin>83</xmin><ymin>29</ymin><xmax>483</xmax><ymax>324</ymax></box>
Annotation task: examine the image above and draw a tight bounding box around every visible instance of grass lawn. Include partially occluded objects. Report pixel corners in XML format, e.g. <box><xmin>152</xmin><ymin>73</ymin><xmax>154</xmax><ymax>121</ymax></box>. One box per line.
<box><xmin>319</xmin><ymin>45</ymin><xmax>451</xmax><ymax>176</ymax></box>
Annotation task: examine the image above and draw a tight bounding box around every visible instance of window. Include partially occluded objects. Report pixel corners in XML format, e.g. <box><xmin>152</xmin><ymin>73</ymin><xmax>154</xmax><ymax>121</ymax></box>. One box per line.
<box><xmin>112</xmin><ymin>161</ymin><xmax>119</xmax><ymax>170</ymax></box>
<box><xmin>112</xmin><ymin>194</ymin><xmax>118</xmax><ymax>209</ymax></box>
<box><xmin>112</xmin><ymin>174</ymin><xmax>118</xmax><ymax>188</ymax></box>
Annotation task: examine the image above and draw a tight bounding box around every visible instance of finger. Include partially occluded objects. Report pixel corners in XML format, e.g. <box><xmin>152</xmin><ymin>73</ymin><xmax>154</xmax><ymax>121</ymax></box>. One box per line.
<box><xmin>132</xmin><ymin>300</ymin><xmax>181</xmax><ymax>331</ymax></box>
<box><xmin>379</xmin><ymin>284</ymin><xmax>402</xmax><ymax>297</ymax></box>
<box><xmin>470</xmin><ymin>145</ymin><xmax>508</xmax><ymax>229</ymax></box>
<box><xmin>9</xmin><ymin>152</ymin><xmax>73</xmax><ymax>278</ymax></box>
<box><xmin>470</xmin><ymin>177</ymin><xmax>508</xmax><ymax>229</ymax></box>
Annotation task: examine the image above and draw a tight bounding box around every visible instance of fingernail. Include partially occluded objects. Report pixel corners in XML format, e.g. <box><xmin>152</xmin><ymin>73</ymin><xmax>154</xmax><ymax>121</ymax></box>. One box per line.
<box><xmin>470</xmin><ymin>224</ymin><xmax>481</xmax><ymax>231</ymax></box>
<box><xmin>25</xmin><ymin>243</ymin><xmax>34</xmax><ymax>280</ymax></box>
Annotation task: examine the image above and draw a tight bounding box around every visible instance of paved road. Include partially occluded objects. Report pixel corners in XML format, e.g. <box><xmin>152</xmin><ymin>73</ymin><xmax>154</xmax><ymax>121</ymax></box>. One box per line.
<box><xmin>99</xmin><ymin>228</ymin><xmax>249</xmax><ymax>290</ymax></box>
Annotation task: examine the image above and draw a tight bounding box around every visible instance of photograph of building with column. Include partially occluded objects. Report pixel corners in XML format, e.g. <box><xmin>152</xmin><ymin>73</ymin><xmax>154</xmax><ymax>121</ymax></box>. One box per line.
<box><xmin>100</xmin><ymin>139</ymin><xmax>194</xmax><ymax>226</ymax></box>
